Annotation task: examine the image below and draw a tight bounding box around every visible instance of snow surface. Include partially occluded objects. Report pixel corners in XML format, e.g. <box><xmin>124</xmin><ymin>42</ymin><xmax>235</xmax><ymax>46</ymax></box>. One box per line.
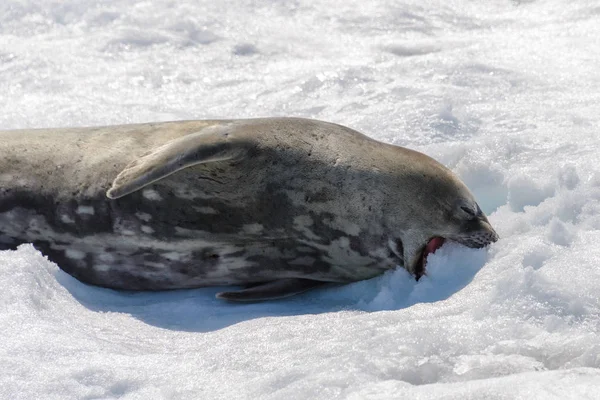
<box><xmin>1</xmin><ymin>0</ymin><xmax>600</xmax><ymax>399</ymax></box>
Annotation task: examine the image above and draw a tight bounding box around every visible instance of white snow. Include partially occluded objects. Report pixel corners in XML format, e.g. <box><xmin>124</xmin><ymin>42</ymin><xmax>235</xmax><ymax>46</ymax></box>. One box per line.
<box><xmin>1</xmin><ymin>0</ymin><xmax>600</xmax><ymax>399</ymax></box>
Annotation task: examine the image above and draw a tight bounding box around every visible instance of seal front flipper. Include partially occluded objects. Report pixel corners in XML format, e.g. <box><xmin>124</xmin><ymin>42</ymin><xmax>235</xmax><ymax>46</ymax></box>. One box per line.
<box><xmin>216</xmin><ymin>278</ymin><xmax>327</xmax><ymax>302</ymax></box>
<box><xmin>106</xmin><ymin>125</ymin><xmax>248</xmax><ymax>199</ymax></box>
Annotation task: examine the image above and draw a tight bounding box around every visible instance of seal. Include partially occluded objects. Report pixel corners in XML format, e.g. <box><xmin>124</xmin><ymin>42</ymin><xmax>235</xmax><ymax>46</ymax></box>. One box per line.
<box><xmin>0</xmin><ymin>118</ymin><xmax>498</xmax><ymax>301</ymax></box>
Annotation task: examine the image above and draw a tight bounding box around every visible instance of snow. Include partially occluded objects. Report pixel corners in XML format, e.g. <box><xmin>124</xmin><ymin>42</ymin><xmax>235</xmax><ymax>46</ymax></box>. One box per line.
<box><xmin>1</xmin><ymin>0</ymin><xmax>600</xmax><ymax>398</ymax></box>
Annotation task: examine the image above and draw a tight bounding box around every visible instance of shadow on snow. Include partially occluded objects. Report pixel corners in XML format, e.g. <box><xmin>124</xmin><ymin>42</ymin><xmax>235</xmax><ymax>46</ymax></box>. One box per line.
<box><xmin>57</xmin><ymin>243</ymin><xmax>489</xmax><ymax>332</ymax></box>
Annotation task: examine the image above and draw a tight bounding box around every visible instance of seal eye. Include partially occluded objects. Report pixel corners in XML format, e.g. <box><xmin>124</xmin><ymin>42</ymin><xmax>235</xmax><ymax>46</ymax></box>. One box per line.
<box><xmin>460</xmin><ymin>205</ymin><xmax>476</xmax><ymax>218</ymax></box>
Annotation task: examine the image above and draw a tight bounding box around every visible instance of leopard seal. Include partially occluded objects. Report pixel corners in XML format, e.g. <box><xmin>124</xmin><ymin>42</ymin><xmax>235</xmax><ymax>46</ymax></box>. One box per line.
<box><xmin>0</xmin><ymin>118</ymin><xmax>498</xmax><ymax>301</ymax></box>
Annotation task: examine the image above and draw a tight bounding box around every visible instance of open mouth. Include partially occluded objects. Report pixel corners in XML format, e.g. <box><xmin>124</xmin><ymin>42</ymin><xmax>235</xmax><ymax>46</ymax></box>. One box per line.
<box><xmin>414</xmin><ymin>228</ymin><xmax>499</xmax><ymax>279</ymax></box>
<box><xmin>391</xmin><ymin>228</ymin><xmax>498</xmax><ymax>281</ymax></box>
<box><xmin>415</xmin><ymin>236</ymin><xmax>446</xmax><ymax>280</ymax></box>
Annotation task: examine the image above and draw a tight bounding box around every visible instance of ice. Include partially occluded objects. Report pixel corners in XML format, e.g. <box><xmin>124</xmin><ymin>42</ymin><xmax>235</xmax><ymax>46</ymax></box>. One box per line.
<box><xmin>1</xmin><ymin>0</ymin><xmax>600</xmax><ymax>399</ymax></box>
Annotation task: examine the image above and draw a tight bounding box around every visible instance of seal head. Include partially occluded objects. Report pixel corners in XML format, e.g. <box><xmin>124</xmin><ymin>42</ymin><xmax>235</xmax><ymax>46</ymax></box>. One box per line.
<box><xmin>380</xmin><ymin>150</ymin><xmax>498</xmax><ymax>278</ymax></box>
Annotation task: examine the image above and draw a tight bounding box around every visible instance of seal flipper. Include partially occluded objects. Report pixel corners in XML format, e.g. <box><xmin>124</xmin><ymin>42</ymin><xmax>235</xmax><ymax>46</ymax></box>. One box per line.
<box><xmin>216</xmin><ymin>278</ymin><xmax>326</xmax><ymax>302</ymax></box>
<box><xmin>106</xmin><ymin>125</ymin><xmax>247</xmax><ymax>199</ymax></box>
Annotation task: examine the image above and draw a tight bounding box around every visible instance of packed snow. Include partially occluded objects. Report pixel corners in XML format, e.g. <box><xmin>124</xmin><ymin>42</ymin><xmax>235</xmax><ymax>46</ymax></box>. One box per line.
<box><xmin>1</xmin><ymin>0</ymin><xmax>600</xmax><ymax>399</ymax></box>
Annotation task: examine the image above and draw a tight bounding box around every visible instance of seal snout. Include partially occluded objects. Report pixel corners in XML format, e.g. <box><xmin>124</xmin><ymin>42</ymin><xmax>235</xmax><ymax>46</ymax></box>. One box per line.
<box><xmin>452</xmin><ymin>209</ymin><xmax>499</xmax><ymax>249</ymax></box>
<box><xmin>455</xmin><ymin>223</ymin><xmax>499</xmax><ymax>249</ymax></box>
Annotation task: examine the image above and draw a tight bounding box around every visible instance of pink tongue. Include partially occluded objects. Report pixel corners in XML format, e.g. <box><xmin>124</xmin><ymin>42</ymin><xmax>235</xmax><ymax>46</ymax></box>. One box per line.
<box><xmin>422</xmin><ymin>237</ymin><xmax>445</xmax><ymax>266</ymax></box>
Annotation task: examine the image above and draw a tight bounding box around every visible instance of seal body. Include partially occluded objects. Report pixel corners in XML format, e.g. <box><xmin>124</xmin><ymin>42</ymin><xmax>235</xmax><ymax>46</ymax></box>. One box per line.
<box><xmin>0</xmin><ymin>118</ymin><xmax>498</xmax><ymax>301</ymax></box>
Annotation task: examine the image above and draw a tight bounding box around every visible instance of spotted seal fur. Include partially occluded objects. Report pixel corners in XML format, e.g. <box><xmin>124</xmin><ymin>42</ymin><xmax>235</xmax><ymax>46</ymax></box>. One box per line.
<box><xmin>0</xmin><ymin>118</ymin><xmax>498</xmax><ymax>301</ymax></box>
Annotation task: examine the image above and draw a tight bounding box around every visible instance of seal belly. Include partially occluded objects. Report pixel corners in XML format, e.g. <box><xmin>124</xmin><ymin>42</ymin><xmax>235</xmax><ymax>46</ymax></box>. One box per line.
<box><xmin>0</xmin><ymin>186</ymin><xmax>384</xmax><ymax>290</ymax></box>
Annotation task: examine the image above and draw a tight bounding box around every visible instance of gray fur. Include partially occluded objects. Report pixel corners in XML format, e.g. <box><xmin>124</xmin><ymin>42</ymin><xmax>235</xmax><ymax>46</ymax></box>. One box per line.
<box><xmin>216</xmin><ymin>279</ymin><xmax>327</xmax><ymax>302</ymax></box>
<box><xmin>0</xmin><ymin>118</ymin><xmax>498</xmax><ymax>301</ymax></box>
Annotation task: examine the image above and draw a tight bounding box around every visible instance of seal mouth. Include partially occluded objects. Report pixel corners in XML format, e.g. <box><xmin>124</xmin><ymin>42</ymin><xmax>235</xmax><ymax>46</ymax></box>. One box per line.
<box><xmin>415</xmin><ymin>228</ymin><xmax>499</xmax><ymax>279</ymax></box>
<box><xmin>415</xmin><ymin>236</ymin><xmax>446</xmax><ymax>280</ymax></box>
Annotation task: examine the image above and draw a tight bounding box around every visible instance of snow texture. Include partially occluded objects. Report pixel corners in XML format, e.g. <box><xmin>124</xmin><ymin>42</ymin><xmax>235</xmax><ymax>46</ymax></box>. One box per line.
<box><xmin>1</xmin><ymin>0</ymin><xmax>600</xmax><ymax>399</ymax></box>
